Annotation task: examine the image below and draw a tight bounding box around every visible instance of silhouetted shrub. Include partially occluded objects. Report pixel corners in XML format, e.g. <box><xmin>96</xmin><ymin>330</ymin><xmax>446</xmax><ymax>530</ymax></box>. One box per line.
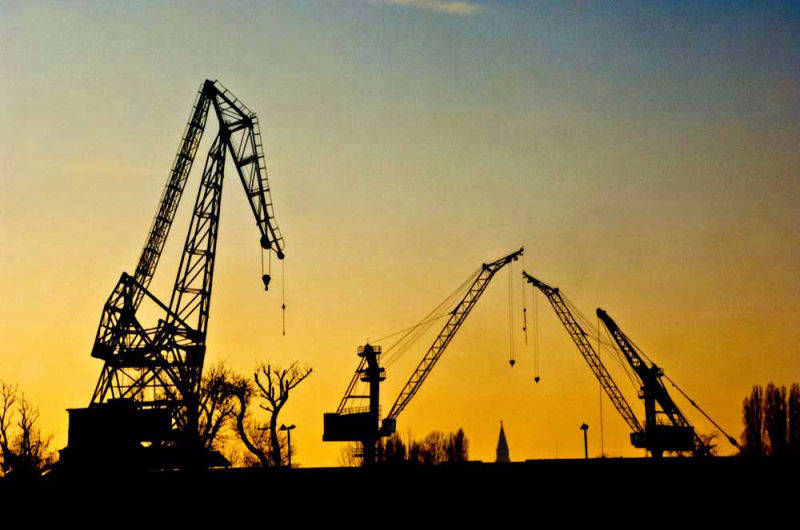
<box><xmin>764</xmin><ymin>383</ymin><xmax>788</xmax><ymax>457</ymax></box>
<box><xmin>741</xmin><ymin>385</ymin><xmax>765</xmax><ymax>457</ymax></box>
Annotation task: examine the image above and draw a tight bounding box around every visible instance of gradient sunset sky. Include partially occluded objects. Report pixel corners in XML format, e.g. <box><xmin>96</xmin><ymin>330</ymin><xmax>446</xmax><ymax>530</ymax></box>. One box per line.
<box><xmin>1</xmin><ymin>0</ymin><xmax>798</xmax><ymax>465</ymax></box>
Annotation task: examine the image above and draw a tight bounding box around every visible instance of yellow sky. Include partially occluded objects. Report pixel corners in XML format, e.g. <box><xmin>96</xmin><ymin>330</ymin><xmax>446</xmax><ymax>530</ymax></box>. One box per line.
<box><xmin>1</xmin><ymin>1</ymin><xmax>798</xmax><ymax>466</ymax></box>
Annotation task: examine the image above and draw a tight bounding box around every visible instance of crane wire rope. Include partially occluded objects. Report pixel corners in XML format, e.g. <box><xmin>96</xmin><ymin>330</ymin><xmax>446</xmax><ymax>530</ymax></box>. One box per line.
<box><xmin>532</xmin><ymin>282</ymin><xmax>540</xmax><ymax>381</ymax></box>
<box><xmin>281</xmin><ymin>257</ymin><xmax>286</xmax><ymax>336</ymax></box>
<box><xmin>260</xmin><ymin>247</ymin><xmax>286</xmax><ymax>335</ymax></box>
<box><xmin>615</xmin><ymin>329</ymin><xmax>740</xmax><ymax>448</ymax></box>
<box><xmin>508</xmin><ymin>261</ymin><xmax>516</xmax><ymax>367</ymax></box>
<box><xmin>521</xmin><ymin>255</ymin><xmax>528</xmax><ymax>347</ymax></box>
<box><xmin>560</xmin><ymin>295</ymin><xmax>641</xmax><ymax>392</ymax></box>
<box><xmin>598</xmin><ymin>312</ymin><xmax>604</xmax><ymax>456</ymax></box>
<box><xmin>374</xmin><ymin>267</ymin><xmax>481</xmax><ymax>369</ymax></box>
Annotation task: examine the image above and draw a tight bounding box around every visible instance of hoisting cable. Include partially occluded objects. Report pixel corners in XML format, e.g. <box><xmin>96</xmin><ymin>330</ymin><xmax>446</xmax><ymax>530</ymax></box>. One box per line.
<box><xmin>373</xmin><ymin>313</ymin><xmax>450</xmax><ymax>345</ymax></box>
<box><xmin>522</xmin><ymin>281</ymin><xmax>529</xmax><ymax>346</ymax></box>
<box><xmin>379</xmin><ymin>267</ymin><xmax>481</xmax><ymax>369</ymax></box>
<box><xmin>507</xmin><ymin>261</ymin><xmax>516</xmax><ymax>367</ymax></box>
<box><xmin>531</xmin><ymin>282</ymin><xmax>540</xmax><ymax>382</ymax></box>
<box><xmin>260</xmin><ymin>247</ymin><xmax>272</xmax><ymax>291</ymax></box>
<box><xmin>521</xmin><ymin>254</ymin><xmax>528</xmax><ymax>346</ymax></box>
<box><xmin>598</xmin><ymin>313</ymin><xmax>604</xmax><ymax>456</ymax></box>
<box><xmin>563</xmin><ymin>296</ymin><xmax>640</xmax><ymax>392</ymax></box>
<box><xmin>382</xmin><ymin>271</ymin><xmax>476</xmax><ymax>367</ymax></box>
<box><xmin>621</xmin><ymin>333</ymin><xmax>740</xmax><ymax>449</ymax></box>
<box><xmin>662</xmin><ymin>375</ymin><xmax>740</xmax><ymax>448</ymax></box>
<box><xmin>281</xmin><ymin>257</ymin><xmax>286</xmax><ymax>336</ymax></box>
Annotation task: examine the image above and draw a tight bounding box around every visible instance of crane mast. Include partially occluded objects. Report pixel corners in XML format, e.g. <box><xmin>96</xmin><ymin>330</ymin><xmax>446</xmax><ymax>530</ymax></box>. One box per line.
<box><xmin>63</xmin><ymin>80</ymin><xmax>285</xmax><ymax>469</ymax></box>
<box><xmin>521</xmin><ymin>272</ymin><xmax>642</xmax><ymax>434</ymax></box>
<box><xmin>323</xmin><ymin>248</ymin><xmax>523</xmax><ymax>464</ymax></box>
<box><xmin>596</xmin><ymin>308</ymin><xmax>700</xmax><ymax>456</ymax></box>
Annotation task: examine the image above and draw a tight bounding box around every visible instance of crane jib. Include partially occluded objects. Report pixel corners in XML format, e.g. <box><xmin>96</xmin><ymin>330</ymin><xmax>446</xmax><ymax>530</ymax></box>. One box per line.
<box><xmin>522</xmin><ymin>271</ymin><xmax>643</xmax><ymax>435</ymax></box>
<box><xmin>87</xmin><ymin>80</ymin><xmax>286</xmax><ymax>432</ymax></box>
<box><xmin>384</xmin><ymin>248</ymin><xmax>523</xmax><ymax>422</ymax></box>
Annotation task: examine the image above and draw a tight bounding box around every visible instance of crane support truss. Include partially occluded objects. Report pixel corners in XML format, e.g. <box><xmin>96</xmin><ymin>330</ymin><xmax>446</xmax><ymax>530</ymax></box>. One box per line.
<box><xmin>385</xmin><ymin>248</ymin><xmax>524</xmax><ymax>421</ymax></box>
<box><xmin>596</xmin><ymin>309</ymin><xmax>692</xmax><ymax>430</ymax></box>
<box><xmin>597</xmin><ymin>308</ymin><xmax>702</xmax><ymax>454</ymax></box>
<box><xmin>88</xmin><ymin>80</ymin><xmax>285</xmax><ymax>435</ymax></box>
<box><xmin>522</xmin><ymin>272</ymin><xmax>642</xmax><ymax>434</ymax></box>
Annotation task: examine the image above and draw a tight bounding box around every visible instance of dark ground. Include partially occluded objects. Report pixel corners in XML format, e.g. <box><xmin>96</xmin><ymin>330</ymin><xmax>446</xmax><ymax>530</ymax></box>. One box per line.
<box><xmin>2</xmin><ymin>457</ymin><xmax>795</xmax><ymax>521</ymax></box>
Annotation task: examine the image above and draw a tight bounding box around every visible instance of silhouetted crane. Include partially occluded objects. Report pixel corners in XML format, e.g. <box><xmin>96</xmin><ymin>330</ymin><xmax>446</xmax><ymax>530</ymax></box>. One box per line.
<box><xmin>324</xmin><ymin>248</ymin><xmax>523</xmax><ymax>464</ymax></box>
<box><xmin>523</xmin><ymin>271</ymin><xmax>739</xmax><ymax>457</ymax></box>
<box><xmin>61</xmin><ymin>80</ymin><xmax>285</xmax><ymax>470</ymax></box>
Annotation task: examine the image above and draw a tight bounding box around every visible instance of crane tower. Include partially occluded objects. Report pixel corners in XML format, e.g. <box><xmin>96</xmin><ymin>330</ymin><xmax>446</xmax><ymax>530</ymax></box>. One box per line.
<box><xmin>61</xmin><ymin>80</ymin><xmax>285</xmax><ymax>470</ymax></box>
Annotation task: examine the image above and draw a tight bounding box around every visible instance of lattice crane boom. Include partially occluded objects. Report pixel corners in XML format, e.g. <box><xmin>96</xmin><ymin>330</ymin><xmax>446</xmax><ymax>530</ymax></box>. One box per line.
<box><xmin>596</xmin><ymin>309</ymin><xmax>692</xmax><ymax>430</ymax></box>
<box><xmin>522</xmin><ymin>271</ymin><xmax>642</xmax><ymax>433</ymax></box>
<box><xmin>86</xmin><ymin>80</ymin><xmax>285</xmax><ymax>439</ymax></box>
<box><xmin>384</xmin><ymin>248</ymin><xmax>523</xmax><ymax>423</ymax></box>
<box><xmin>131</xmin><ymin>86</ymin><xmax>212</xmax><ymax>309</ymax></box>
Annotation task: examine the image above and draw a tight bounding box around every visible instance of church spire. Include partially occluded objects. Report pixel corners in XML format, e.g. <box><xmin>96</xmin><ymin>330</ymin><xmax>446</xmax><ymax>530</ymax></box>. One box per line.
<box><xmin>495</xmin><ymin>421</ymin><xmax>510</xmax><ymax>463</ymax></box>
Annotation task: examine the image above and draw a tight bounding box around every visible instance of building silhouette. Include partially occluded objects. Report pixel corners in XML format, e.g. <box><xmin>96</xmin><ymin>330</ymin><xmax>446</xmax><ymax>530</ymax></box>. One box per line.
<box><xmin>495</xmin><ymin>421</ymin><xmax>510</xmax><ymax>463</ymax></box>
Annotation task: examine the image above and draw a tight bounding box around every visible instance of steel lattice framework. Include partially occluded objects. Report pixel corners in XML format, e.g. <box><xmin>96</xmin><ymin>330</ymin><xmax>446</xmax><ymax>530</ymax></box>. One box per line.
<box><xmin>88</xmin><ymin>80</ymin><xmax>285</xmax><ymax>438</ymax></box>
<box><xmin>522</xmin><ymin>272</ymin><xmax>643</xmax><ymax>433</ymax></box>
<box><xmin>596</xmin><ymin>310</ymin><xmax>695</xmax><ymax>431</ymax></box>
<box><xmin>384</xmin><ymin>248</ymin><xmax>524</xmax><ymax>422</ymax></box>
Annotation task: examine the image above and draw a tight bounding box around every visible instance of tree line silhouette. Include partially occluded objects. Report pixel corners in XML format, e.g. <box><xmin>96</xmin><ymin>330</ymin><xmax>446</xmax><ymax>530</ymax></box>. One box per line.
<box><xmin>0</xmin><ymin>382</ymin><xmax>55</xmax><ymax>478</ymax></box>
<box><xmin>2</xmin><ymin>375</ymin><xmax>799</xmax><ymax>479</ymax></box>
<box><xmin>741</xmin><ymin>382</ymin><xmax>800</xmax><ymax>458</ymax></box>
<box><xmin>340</xmin><ymin>430</ymin><xmax>469</xmax><ymax>467</ymax></box>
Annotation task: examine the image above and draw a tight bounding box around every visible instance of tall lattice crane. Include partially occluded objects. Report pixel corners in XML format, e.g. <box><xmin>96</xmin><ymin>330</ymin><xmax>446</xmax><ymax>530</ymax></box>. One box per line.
<box><xmin>524</xmin><ymin>271</ymin><xmax>738</xmax><ymax>457</ymax></box>
<box><xmin>521</xmin><ymin>272</ymin><xmax>642</xmax><ymax>435</ymax></box>
<box><xmin>596</xmin><ymin>308</ymin><xmax>706</xmax><ymax>456</ymax></box>
<box><xmin>323</xmin><ymin>248</ymin><xmax>523</xmax><ymax>464</ymax></box>
<box><xmin>62</xmin><ymin>80</ymin><xmax>285</xmax><ymax>469</ymax></box>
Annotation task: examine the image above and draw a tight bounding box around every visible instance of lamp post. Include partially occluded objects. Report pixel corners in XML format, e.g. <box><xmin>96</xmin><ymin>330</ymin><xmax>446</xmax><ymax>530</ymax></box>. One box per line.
<box><xmin>279</xmin><ymin>424</ymin><xmax>296</xmax><ymax>468</ymax></box>
<box><xmin>580</xmin><ymin>423</ymin><xmax>589</xmax><ymax>460</ymax></box>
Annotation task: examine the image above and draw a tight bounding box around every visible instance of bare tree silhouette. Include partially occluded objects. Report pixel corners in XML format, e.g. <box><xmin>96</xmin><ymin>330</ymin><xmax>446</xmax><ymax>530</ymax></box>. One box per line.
<box><xmin>197</xmin><ymin>363</ymin><xmax>247</xmax><ymax>452</ymax></box>
<box><xmin>741</xmin><ymin>385</ymin><xmax>765</xmax><ymax>457</ymax></box>
<box><xmin>0</xmin><ymin>381</ymin><xmax>53</xmax><ymax>478</ymax></box>
<box><xmin>764</xmin><ymin>383</ymin><xmax>788</xmax><ymax>457</ymax></box>
<box><xmin>0</xmin><ymin>382</ymin><xmax>17</xmax><ymax>475</ymax></box>
<box><xmin>234</xmin><ymin>362</ymin><xmax>312</xmax><ymax>467</ymax></box>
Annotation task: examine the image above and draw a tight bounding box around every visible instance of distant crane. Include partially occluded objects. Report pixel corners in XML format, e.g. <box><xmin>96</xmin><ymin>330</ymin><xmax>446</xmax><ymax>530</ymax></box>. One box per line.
<box><xmin>596</xmin><ymin>308</ymin><xmax>739</xmax><ymax>456</ymax></box>
<box><xmin>521</xmin><ymin>272</ymin><xmax>642</xmax><ymax>435</ymax></box>
<box><xmin>522</xmin><ymin>271</ymin><xmax>738</xmax><ymax>457</ymax></box>
<box><xmin>324</xmin><ymin>248</ymin><xmax>523</xmax><ymax>464</ymax></box>
<box><xmin>61</xmin><ymin>80</ymin><xmax>285</xmax><ymax>470</ymax></box>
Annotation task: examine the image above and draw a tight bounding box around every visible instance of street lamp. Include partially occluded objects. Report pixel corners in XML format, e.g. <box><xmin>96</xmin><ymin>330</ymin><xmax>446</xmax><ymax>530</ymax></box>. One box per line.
<box><xmin>579</xmin><ymin>423</ymin><xmax>589</xmax><ymax>460</ymax></box>
<box><xmin>279</xmin><ymin>424</ymin><xmax>296</xmax><ymax>468</ymax></box>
